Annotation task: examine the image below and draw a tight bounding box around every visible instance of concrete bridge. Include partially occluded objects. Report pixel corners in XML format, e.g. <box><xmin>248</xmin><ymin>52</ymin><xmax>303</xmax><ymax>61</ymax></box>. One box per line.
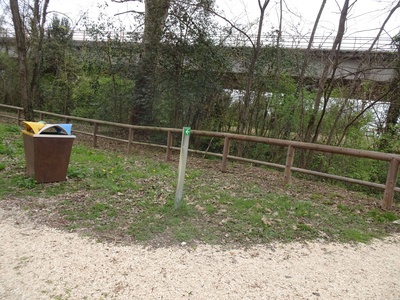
<box><xmin>220</xmin><ymin>47</ymin><xmax>397</xmax><ymax>92</ymax></box>
<box><xmin>0</xmin><ymin>30</ymin><xmax>397</xmax><ymax>94</ymax></box>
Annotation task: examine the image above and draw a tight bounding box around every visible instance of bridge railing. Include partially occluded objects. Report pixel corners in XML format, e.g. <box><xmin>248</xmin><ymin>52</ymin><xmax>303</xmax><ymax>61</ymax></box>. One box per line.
<box><xmin>0</xmin><ymin>29</ymin><xmax>395</xmax><ymax>52</ymax></box>
<box><xmin>1</xmin><ymin>103</ymin><xmax>399</xmax><ymax>209</ymax></box>
<box><xmin>212</xmin><ymin>33</ymin><xmax>395</xmax><ymax>52</ymax></box>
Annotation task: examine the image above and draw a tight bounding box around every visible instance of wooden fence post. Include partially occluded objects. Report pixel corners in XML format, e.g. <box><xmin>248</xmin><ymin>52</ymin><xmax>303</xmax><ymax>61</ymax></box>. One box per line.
<box><xmin>39</xmin><ymin>112</ymin><xmax>44</xmax><ymax>120</ymax></box>
<box><xmin>93</xmin><ymin>123</ymin><xmax>99</xmax><ymax>148</ymax></box>
<box><xmin>221</xmin><ymin>136</ymin><xmax>230</xmax><ymax>172</ymax></box>
<box><xmin>128</xmin><ymin>127</ymin><xmax>134</xmax><ymax>154</ymax></box>
<box><xmin>382</xmin><ymin>158</ymin><xmax>399</xmax><ymax>209</ymax></box>
<box><xmin>166</xmin><ymin>130</ymin><xmax>173</xmax><ymax>161</ymax></box>
<box><xmin>17</xmin><ymin>109</ymin><xmax>21</xmax><ymax>125</ymax></box>
<box><xmin>284</xmin><ymin>145</ymin><xmax>295</xmax><ymax>185</ymax></box>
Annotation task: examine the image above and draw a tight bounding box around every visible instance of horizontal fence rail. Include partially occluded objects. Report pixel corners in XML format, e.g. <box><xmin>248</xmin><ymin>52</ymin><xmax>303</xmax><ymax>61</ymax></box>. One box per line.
<box><xmin>1</xmin><ymin>103</ymin><xmax>399</xmax><ymax>209</ymax></box>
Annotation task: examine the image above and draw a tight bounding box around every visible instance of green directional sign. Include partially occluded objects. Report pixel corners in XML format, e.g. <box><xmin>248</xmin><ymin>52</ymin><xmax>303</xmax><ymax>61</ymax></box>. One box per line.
<box><xmin>184</xmin><ymin>127</ymin><xmax>191</xmax><ymax>136</ymax></box>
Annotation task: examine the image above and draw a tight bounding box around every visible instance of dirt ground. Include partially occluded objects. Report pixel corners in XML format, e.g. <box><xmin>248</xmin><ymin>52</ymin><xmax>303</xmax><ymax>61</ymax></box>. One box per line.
<box><xmin>1</xmin><ymin>205</ymin><xmax>400</xmax><ymax>300</ymax></box>
<box><xmin>1</xmin><ymin>120</ymin><xmax>400</xmax><ymax>299</ymax></box>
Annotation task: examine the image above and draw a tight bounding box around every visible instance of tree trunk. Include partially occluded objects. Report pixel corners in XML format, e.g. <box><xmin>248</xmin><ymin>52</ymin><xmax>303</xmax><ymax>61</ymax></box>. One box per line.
<box><xmin>297</xmin><ymin>0</ymin><xmax>326</xmax><ymax>141</ymax></box>
<box><xmin>10</xmin><ymin>0</ymin><xmax>50</xmax><ymax>121</ymax></box>
<box><xmin>338</xmin><ymin>1</ymin><xmax>400</xmax><ymax>148</ymax></box>
<box><xmin>385</xmin><ymin>83</ymin><xmax>400</xmax><ymax>133</ymax></box>
<box><xmin>304</xmin><ymin>0</ymin><xmax>349</xmax><ymax>144</ymax></box>
<box><xmin>10</xmin><ymin>0</ymin><xmax>33</xmax><ymax>121</ymax></box>
<box><xmin>237</xmin><ymin>0</ymin><xmax>270</xmax><ymax>156</ymax></box>
<box><xmin>300</xmin><ymin>0</ymin><xmax>349</xmax><ymax>168</ymax></box>
<box><xmin>130</xmin><ymin>0</ymin><xmax>170</xmax><ymax>125</ymax></box>
<box><xmin>379</xmin><ymin>59</ymin><xmax>400</xmax><ymax>151</ymax></box>
<box><xmin>381</xmin><ymin>2</ymin><xmax>400</xmax><ymax>144</ymax></box>
<box><xmin>29</xmin><ymin>0</ymin><xmax>50</xmax><ymax>112</ymax></box>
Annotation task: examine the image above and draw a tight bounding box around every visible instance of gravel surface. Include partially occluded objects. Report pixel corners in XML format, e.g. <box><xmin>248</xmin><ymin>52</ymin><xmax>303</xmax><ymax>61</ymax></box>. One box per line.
<box><xmin>1</xmin><ymin>206</ymin><xmax>400</xmax><ymax>300</ymax></box>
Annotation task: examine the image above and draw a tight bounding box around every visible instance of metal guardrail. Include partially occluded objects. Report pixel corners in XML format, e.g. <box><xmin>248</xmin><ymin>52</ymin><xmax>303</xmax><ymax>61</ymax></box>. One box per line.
<box><xmin>0</xmin><ymin>29</ymin><xmax>396</xmax><ymax>52</ymax></box>
<box><xmin>1</xmin><ymin>103</ymin><xmax>399</xmax><ymax>209</ymax></box>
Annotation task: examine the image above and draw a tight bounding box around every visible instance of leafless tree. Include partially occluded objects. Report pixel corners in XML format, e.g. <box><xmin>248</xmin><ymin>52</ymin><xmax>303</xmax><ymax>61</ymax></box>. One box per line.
<box><xmin>9</xmin><ymin>0</ymin><xmax>50</xmax><ymax>121</ymax></box>
<box><xmin>304</xmin><ymin>0</ymin><xmax>351</xmax><ymax>144</ymax></box>
<box><xmin>334</xmin><ymin>1</ymin><xmax>400</xmax><ymax>148</ymax></box>
<box><xmin>209</xmin><ymin>0</ymin><xmax>271</xmax><ymax>155</ymax></box>
<box><xmin>296</xmin><ymin>0</ymin><xmax>327</xmax><ymax>140</ymax></box>
<box><xmin>10</xmin><ymin>0</ymin><xmax>32</xmax><ymax>120</ymax></box>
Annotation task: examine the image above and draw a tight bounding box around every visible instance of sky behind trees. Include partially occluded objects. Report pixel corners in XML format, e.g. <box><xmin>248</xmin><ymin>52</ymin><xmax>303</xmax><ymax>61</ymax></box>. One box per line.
<box><xmin>47</xmin><ymin>0</ymin><xmax>400</xmax><ymax>39</ymax></box>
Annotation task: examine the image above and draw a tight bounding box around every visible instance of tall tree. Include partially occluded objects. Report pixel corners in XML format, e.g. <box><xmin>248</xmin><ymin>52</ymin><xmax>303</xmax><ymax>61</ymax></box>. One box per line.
<box><xmin>128</xmin><ymin>0</ymin><xmax>171</xmax><ymax>125</ymax></box>
<box><xmin>9</xmin><ymin>0</ymin><xmax>50</xmax><ymax>121</ymax></box>
<box><xmin>304</xmin><ymin>0</ymin><xmax>350</xmax><ymax>144</ymax></box>
<box><xmin>156</xmin><ymin>0</ymin><xmax>225</xmax><ymax>130</ymax></box>
<box><xmin>333</xmin><ymin>1</ymin><xmax>400</xmax><ymax>148</ymax></box>
<box><xmin>296</xmin><ymin>0</ymin><xmax>327</xmax><ymax>140</ymax></box>
<box><xmin>378</xmin><ymin>32</ymin><xmax>400</xmax><ymax>151</ymax></box>
<box><xmin>113</xmin><ymin>0</ymin><xmax>217</xmax><ymax>126</ymax></box>
<box><xmin>40</xmin><ymin>16</ymin><xmax>76</xmax><ymax>114</ymax></box>
<box><xmin>10</xmin><ymin>0</ymin><xmax>32</xmax><ymax>120</ymax></box>
<box><xmin>385</xmin><ymin>37</ymin><xmax>400</xmax><ymax>133</ymax></box>
<box><xmin>209</xmin><ymin>0</ymin><xmax>271</xmax><ymax>155</ymax></box>
<box><xmin>239</xmin><ymin>0</ymin><xmax>270</xmax><ymax>138</ymax></box>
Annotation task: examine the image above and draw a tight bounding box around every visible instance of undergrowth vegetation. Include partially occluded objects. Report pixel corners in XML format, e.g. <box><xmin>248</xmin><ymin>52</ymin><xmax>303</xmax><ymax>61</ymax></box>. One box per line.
<box><xmin>0</xmin><ymin>123</ymin><xmax>399</xmax><ymax>247</ymax></box>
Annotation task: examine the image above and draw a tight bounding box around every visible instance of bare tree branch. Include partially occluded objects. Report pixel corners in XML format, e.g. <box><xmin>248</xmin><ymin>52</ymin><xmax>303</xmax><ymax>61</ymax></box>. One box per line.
<box><xmin>111</xmin><ymin>0</ymin><xmax>143</xmax><ymax>3</ymax></box>
<box><xmin>206</xmin><ymin>7</ymin><xmax>255</xmax><ymax>50</ymax></box>
<box><xmin>114</xmin><ymin>9</ymin><xmax>144</xmax><ymax>16</ymax></box>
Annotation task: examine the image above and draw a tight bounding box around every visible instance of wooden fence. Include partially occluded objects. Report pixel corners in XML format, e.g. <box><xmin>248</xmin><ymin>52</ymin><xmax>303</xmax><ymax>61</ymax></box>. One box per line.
<box><xmin>1</xmin><ymin>103</ymin><xmax>399</xmax><ymax>210</ymax></box>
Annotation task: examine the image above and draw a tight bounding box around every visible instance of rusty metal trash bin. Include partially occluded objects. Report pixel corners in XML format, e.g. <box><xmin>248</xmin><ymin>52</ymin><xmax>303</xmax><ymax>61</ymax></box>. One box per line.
<box><xmin>22</xmin><ymin>121</ymin><xmax>75</xmax><ymax>183</ymax></box>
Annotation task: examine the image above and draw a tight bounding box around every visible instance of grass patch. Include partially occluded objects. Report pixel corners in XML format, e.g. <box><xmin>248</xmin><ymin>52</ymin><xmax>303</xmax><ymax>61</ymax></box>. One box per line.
<box><xmin>0</xmin><ymin>123</ymin><xmax>399</xmax><ymax>247</ymax></box>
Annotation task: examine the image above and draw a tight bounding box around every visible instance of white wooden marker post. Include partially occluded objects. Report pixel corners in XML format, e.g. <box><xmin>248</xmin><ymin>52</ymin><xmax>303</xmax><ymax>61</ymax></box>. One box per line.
<box><xmin>175</xmin><ymin>127</ymin><xmax>191</xmax><ymax>209</ymax></box>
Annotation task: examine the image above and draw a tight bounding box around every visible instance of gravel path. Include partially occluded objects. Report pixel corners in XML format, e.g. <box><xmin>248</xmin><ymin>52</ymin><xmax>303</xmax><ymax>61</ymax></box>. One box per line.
<box><xmin>1</xmin><ymin>206</ymin><xmax>400</xmax><ymax>300</ymax></box>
